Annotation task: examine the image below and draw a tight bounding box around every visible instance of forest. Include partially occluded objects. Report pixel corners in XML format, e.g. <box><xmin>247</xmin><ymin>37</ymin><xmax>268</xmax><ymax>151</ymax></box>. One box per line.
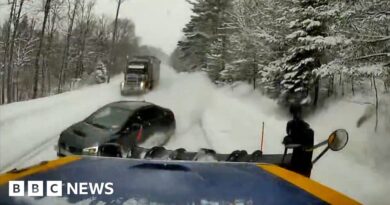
<box><xmin>1</xmin><ymin>0</ymin><xmax>390</xmax><ymax>116</ymax></box>
<box><xmin>171</xmin><ymin>0</ymin><xmax>390</xmax><ymax>110</ymax></box>
<box><xmin>0</xmin><ymin>0</ymin><xmax>167</xmax><ymax>104</ymax></box>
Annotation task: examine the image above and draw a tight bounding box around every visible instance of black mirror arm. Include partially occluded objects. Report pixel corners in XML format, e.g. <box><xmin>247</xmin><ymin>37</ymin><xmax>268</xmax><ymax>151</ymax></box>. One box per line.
<box><xmin>305</xmin><ymin>140</ymin><xmax>328</xmax><ymax>151</ymax></box>
<box><xmin>312</xmin><ymin>146</ymin><xmax>330</xmax><ymax>165</ymax></box>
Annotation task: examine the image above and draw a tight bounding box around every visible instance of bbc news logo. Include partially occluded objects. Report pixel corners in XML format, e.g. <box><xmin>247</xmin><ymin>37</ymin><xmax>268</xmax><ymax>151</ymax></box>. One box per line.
<box><xmin>9</xmin><ymin>181</ymin><xmax>114</xmax><ymax>197</ymax></box>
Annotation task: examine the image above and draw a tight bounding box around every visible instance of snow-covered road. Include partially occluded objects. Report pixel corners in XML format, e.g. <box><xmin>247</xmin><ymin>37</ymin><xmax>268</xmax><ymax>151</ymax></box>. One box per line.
<box><xmin>1</xmin><ymin>65</ymin><xmax>389</xmax><ymax>204</ymax></box>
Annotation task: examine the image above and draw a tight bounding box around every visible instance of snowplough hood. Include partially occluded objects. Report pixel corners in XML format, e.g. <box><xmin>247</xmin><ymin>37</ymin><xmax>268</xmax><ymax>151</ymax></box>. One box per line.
<box><xmin>0</xmin><ymin>156</ymin><xmax>360</xmax><ymax>205</ymax></box>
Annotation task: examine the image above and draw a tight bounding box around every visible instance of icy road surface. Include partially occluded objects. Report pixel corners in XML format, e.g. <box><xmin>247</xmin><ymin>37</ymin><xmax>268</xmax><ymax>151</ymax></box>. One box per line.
<box><xmin>1</xmin><ymin>65</ymin><xmax>389</xmax><ymax>204</ymax></box>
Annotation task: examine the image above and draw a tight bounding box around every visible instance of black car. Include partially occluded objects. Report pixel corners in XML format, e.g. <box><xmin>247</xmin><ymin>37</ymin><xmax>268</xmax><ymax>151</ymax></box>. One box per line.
<box><xmin>57</xmin><ymin>101</ymin><xmax>175</xmax><ymax>156</ymax></box>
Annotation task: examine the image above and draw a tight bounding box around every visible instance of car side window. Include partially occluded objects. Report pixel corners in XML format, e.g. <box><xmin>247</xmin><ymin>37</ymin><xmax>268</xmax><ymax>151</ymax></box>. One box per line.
<box><xmin>138</xmin><ymin>107</ymin><xmax>162</xmax><ymax>122</ymax></box>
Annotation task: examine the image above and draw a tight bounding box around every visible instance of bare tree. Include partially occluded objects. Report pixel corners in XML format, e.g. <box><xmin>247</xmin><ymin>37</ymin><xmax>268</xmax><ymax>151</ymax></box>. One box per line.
<box><xmin>58</xmin><ymin>0</ymin><xmax>79</xmax><ymax>93</ymax></box>
<box><xmin>14</xmin><ymin>36</ymin><xmax>37</xmax><ymax>101</ymax></box>
<box><xmin>32</xmin><ymin>0</ymin><xmax>52</xmax><ymax>99</ymax></box>
<box><xmin>7</xmin><ymin>0</ymin><xmax>25</xmax><ymax>103</ymax></box>
<box><xmin>108</xmin><ymin>0</ymin><xmax>125</xmax><ymax>83</ymax></box>
<box><xmin>75</xmin><ymin>0</ymin><xmax>96</xmax><ymax>79</ymax></box>
<box><xmin>41</xmin><ymin>0</ymin><xmax>64</xmax><ymax>96</ymax></box>
<box><xmin>0</xmin><ymin>0</ymin><xmax>142</xmax><ymax>103</ymax></box>
<box><xmin>373</xmin><ymin>75</ymin><xmax>379</xmax><ymax>132</ymax></box>
<box><xmin>1</xmin><ymin>0</ymin><xmax>16</xmax><ymax>104</ymax></box>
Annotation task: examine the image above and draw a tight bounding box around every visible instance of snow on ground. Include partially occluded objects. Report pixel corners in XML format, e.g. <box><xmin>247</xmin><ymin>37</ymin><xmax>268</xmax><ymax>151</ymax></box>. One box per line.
<box><xmin>1</xmin><ymin>65</ymin><xmax>389</xmax><ymax>204</ymax></box>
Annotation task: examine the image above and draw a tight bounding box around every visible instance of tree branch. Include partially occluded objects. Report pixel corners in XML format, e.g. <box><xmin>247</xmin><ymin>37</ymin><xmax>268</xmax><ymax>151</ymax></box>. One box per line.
<box><xmin>352</xmin><ymin>53</ymin><xmax>390</xmax><ymax>61</ymax></box>
<box><xmin>361</xmin><ymin>36</ymin><xmax>390</xmax><ymax>43</ymax></box>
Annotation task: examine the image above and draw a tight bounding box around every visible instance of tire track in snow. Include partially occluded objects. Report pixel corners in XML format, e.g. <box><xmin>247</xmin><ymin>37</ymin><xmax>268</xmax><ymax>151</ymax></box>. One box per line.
<box><xmin>0</xmin><ymin>78</ymin><xmax>122</xmax><ymax>125</ymax></box>
<box><xmin>0</xmin><ymin>136</ymin><xmax>58</xmax><ymax>173</ymax></box>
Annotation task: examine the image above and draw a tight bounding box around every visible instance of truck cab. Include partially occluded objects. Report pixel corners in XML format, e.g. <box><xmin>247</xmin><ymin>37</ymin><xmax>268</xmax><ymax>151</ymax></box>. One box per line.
<box><xmin>120</xmin><ymin>56</ymin><xmax>161</xmax><ymax>95</ymax></box>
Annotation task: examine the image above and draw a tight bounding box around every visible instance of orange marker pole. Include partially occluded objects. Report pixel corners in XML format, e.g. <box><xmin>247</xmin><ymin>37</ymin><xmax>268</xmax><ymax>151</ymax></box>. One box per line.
<box><xmin>261</xmin><ymin>122</ymin><xmax>265</xmax><ymax>152</ymax></box>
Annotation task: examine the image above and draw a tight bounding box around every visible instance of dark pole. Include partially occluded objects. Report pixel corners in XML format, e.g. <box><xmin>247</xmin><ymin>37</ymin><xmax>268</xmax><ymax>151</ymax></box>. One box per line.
<box><xmin>109</xmin><ymin>0</ymin><xmax>123</xmax><ymax>83</ymax></box>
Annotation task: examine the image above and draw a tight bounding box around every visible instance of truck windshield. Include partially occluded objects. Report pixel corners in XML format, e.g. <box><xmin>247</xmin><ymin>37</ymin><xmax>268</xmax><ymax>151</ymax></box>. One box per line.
<box><xmin>127</xmin><ymin>63</ymin><xmax>147</xmax><ymax>74</ymax></box>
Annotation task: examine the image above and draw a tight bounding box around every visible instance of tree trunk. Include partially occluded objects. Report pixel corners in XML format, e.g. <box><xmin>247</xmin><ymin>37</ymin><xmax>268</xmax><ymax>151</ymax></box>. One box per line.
<box><xmin>327</xmin><ymin>76</ymin><xmax>332</xmax><ymax>97</ymax></box>
<box><xmin>77</xmin><ymin>10</ymin><xmax>92</xmax><ymax>79</ymax></box>
<box><xmin>342</xmin><ymin>82</ymin><xmax>344</xmax><ymax>96</ymax></box>
<box><xmin>41</xmin><ymin>11</ymin><xmax>54</xmax><ymax>97</ymax></box>
<box><xmin>1</xmin><ymin>68</ymin><xmax>5</xmax><ymax>105</ymax></box>
<box><xmin>253</xmin><ymin>69</ymin><xmax>256</xmax><ymax>90</ymax></box>
<box><xmin>339</xmin><ymin>73</ymin><xmax>342</xmax><ymax>85</ymax></box>
<box><xmin>351</xmin><ymin>76</ymin><xmax>355</xmax><ymax>96</ymax></box>
<box><xmin>331</xmin><ymin>75</ymin><xmax>335</xmax><ymax>96</ymax></box>
<box><xmin>44</xmin><ymin>10</ymin><xmax>57</xmax><ymax>95</ymax></box>
<box><xmin>41</xmin><ymin>57</ymin><xmax>46</xmax><ymax>96</ymax></box>
<box><xmin>0</xmin><ymin>76</ymin><xmax>2</xmax><ymax>104</ymax></box>
<box><xmin>109</xmin><ymin>0</ymin><xmax>123</xmax><ymax>83</ymax></box>
<box><xmin>15</xmin><ymin>69</ymin><xmax>20</xmax><ymax>101</ymax></box>
<box><xmin>370</xmin><ymin>77</ymin><xmax>373</xmax><ymax>90</ymax></box>
<box><xmin>313</xmin><ymin>77</ymin><xmax>320</xmax><ymax>107</ymax></box>
<box><xmin>32</xmin><ymin>0</ymin><xmax>51</xmax><ymax>99</ymax></box>
<box><xmin>221</xmin><ymin>34</ymin><xmax>227</xmax><ymax>80</ymax></box>
<box><xmin>7</xmin><ymin>0</ymin><xmax>25</xmax><ymax>103</ymax></box>
<box><xmin>372</xmin><ymin>75</ymin><xmax>379</xmax><ymax>132</ymax></box>
<box><xmin>2</xmin><ymin>0</ymin><xmax>17</xmax><ymax>104</ymax></box>
<box><xmin>58</xmin><ymin>0</ymin><xmax>78</xmax><ymax>93</ymax></box>
<box><xmin>252</xmin><ymin>52</ymin><xmax>257</xmax><ymax>90</ymax></box>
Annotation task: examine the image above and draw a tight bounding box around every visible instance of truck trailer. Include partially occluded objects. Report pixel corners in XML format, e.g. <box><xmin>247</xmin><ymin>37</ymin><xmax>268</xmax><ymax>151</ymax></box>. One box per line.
<box><xmin>120</xmin><ymin>56</ymin><xmax>161</xmax><ymax>95</ymax></box>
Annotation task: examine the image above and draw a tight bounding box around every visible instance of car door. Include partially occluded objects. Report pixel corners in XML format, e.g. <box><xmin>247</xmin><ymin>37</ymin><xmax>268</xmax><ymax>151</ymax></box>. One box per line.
<box><xmin>115</xmin><ymin>114</ymin><xmax>141</xmax><ymax>151</ymax></box>
<box><xmin>137</xmin><ymin>106</ymin><xmax>163</xmax><ymax>141</ymax></box>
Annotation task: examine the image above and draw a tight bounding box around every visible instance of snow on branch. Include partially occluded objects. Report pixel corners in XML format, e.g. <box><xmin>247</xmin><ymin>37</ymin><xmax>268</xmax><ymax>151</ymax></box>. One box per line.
<box><xmin>355</xmin><ymin>64</ymin><xmax>385</xmax><ymax>76</ymax></box>
<box><xmin>286</xmin><ymin>30</ymin><xmax>307</xmax><ymax>39</ymax></box>
<box><xmin>298</xmin><ymin>35</ymin><xmax>351</xmax><ymax>46</ymax></box>
<box><xmin>352</xmin><ymin>53</ymin><xmax>390</xmax><ymax>61</ymax></box>
<box><xmin>360</xmin><ymin>36</ymin><xmax>390</xmax><ymax>43</ymax></box>
<box><xmin>15</xmin><ymin>37</ymin><xmax>39</xmax><ymax>69</ymax></box>
<box><xmin>301</xmin><ymin>19</ymin><xmax>321</xmax><ymax>31</ymax></box>
<box><xmin>186</xmin><ymin>31</ymin><xmax>211</xmax><ymax>40</ymax></box>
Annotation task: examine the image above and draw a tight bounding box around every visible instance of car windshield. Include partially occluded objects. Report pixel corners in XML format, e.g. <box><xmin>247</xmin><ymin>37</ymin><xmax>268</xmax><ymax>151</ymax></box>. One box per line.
<box><xmin>86</xmin><ymin>106</ymin><xmax>132</xmax><ymax>130</ymax></box>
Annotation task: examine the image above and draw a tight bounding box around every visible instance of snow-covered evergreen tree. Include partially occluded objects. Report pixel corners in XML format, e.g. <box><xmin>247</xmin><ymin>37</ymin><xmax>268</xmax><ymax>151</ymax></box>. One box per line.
<box><xmin>170</xmin><ymin>0</ymin><xmax>390</xmax><ymax>107</ymax></box>
<box><xmin>178</xmin><ymin>0</ymin><xmax>233</xmax><ymax>81</ymax></box>
<box><xmin>276</xmin><ymin>0</ymin><xmax>348</xmax><ymax>106</ymax></box>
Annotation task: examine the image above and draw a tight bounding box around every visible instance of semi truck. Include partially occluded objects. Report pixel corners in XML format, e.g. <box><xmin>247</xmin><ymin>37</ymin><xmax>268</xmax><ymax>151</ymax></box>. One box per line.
<box><xmin>120</xmin><ymin>56</ymin><xmax>161</xmax><ymax>95</ymax></box>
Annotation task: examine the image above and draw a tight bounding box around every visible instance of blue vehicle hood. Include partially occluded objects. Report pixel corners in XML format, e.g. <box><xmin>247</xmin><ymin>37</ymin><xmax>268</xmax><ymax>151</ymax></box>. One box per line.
<box><xmin>0</xmin><ymin>156</ymin><xmax>360</xmax><ymax>205</ymax></box>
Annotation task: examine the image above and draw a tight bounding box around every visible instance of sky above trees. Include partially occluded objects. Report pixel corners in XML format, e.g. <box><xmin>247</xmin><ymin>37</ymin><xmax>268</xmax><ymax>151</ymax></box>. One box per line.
<box><xmin>94</xmin><ymin>0</ymin><xmax>192</xmax><ymax>54</ymax></box>
<box><xmin>0</xmin><ymin>0</ymin><xmax>192</xmax><ymax>54</ymax></box>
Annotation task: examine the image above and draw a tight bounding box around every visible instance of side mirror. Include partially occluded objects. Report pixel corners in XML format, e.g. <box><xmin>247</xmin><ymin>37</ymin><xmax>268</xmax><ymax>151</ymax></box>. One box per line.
<box><xmin>328</xmin><ymin>129</ymin><xmax>348</xmax><ymax>151</ymax></box>
<box><xmin>312</xmin><ymin>129</ymin><xmax>349</xmax><ymax>164</ymax></box>
<box><xmin>98</xmin><ymin>143</ymin><xmax>123</xmax><ymax>158</ymax></box>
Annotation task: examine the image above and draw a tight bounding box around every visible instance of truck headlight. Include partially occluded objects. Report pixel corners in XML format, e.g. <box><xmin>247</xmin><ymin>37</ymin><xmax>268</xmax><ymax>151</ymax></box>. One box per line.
<box><xmin>120</xmin><ymin>82</ymin><xmax>124</xmax><ymax>89</ymax></box>
<box><xmin>140</xmin><ymin>82</ymin><xmax>145</xmax><ymax>89</ymax></box>
<box><xmin>82</xmin><ymin>146</ymin><xmax>99</xmax><ymax>155</ymax></box>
